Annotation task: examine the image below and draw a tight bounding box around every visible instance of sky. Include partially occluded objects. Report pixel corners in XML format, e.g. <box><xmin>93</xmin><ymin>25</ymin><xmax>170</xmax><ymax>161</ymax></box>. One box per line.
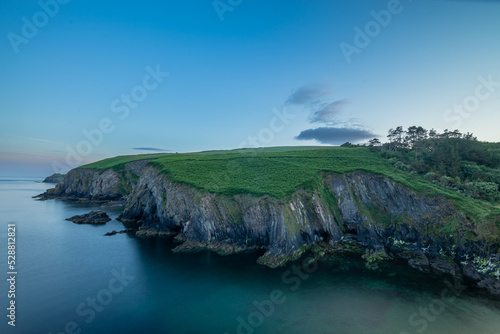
<box><xmin>1</xmin><ymin>0</ymin><xmax>499</xmax><ymax>177</ymax></box>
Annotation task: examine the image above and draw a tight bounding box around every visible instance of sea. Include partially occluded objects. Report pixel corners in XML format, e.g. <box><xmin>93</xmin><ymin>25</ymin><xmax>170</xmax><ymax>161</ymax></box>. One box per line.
<box><xmin>1</xmin><ymin>177</ymin><xmax>500</xmax><ymax>334</ymax></box>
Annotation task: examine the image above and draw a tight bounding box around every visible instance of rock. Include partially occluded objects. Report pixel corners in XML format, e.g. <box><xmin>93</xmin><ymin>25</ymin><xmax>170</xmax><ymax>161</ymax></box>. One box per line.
<box><xmin>172</xmin><ymin>239</ymin><xmax>259</xmax><ymax>256</ymax></box>
<box><xmin>36</xmin><ymin>159</ymin><xmax>151</xmax><ymax>201</ymax></box>
<box><xmin>463</xmin><ymin>264</ymin><xmax>482</xmax><ymax>281</ymax></box>
<box><xmin>43</xmin><ymin>173</ymin><xmax>65</xmax><ymax>184</ymax></box>
<box><xmin>430</xmin><ymin>257</ymin><xmax>460</xmax><ymax>277</ymax></box>
<box><xmin>66</xmin><ymin>210</ymin><xmax>111</xmax><ymax>224</ymax></box>
<box><xmin>408</xmin><ymin>256</ymin><xmax>430</xmax><ymax>273</ymax></box>
<box><xmin>173</xmin><ymin>233</ymin><xmax>188</xmax><ymax>243</ymax></box>
<box><xmin>477</xmin><ymin>278</ymin><xmax>500</xmax><ymax>297</ymax></box>
<box><xmin>104</xmin><ymin>228</ymin><xmax>134</xmax><ymax>236</ymax></box>
<box><xmin>101</xmin><ymin>199</ymin><xmax>126</xmax><ymax>207</ymax></box>
<box><xmin>135</xmin><ymin>226</ymin><xmax>176</xmax><ymax>237</ymax></box>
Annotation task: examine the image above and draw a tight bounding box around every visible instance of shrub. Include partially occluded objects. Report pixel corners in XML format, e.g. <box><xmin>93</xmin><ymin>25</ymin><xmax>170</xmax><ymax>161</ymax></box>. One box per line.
<box><xmin>440</xmin><ymin>176</ymin><xmax>452</xmax><ymax>187</ymax></box>
<box><xmin>464</xmin><ymin>182</ymin><xmax>500</xmax><ymax>202</ymax></box>
<box><xmin>424</xmin><ymin>172</ymin><xmax>436</xmax><ymax>182</ymax></box>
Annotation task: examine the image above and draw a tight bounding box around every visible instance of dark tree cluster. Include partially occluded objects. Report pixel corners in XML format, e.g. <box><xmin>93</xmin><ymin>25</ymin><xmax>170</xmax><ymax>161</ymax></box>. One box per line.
<box><xmin>369</xmin><ymin>127</ymin><xmax>500</xmax><ymax>202</ymax></box>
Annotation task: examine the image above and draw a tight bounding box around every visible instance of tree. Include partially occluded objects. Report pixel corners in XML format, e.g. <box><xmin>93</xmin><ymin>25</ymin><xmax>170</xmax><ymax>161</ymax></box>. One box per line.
<box><xmin>463</xmin><ymin>132</ymin><xmax>477</xmax><ymax>141</ymax></box>
<box><xmin>440</xmin><ymin>129</ymin><xmax>450</xmax><ymax>139</ymax></box>
<box><xmin>394</xmin><ymin>126</ymin><xmax>406</xmax><ymax>149</ymax></box>
<box><xmin>387</xmin><ymin>126</ymin><xmax>405</xmax><ymax>151</ymax></box>
<box><xmin>405</xmin><ymin>126</ymin><xmax>418</xmax><ymax>149</ymax></box>
<box><xmin>450</xmin><ymin>129</ymin><xmax>462</xmax><ymax>138</ymax></box>
<box><xmin>368</xmin><ymin>138</ymin><xmax>381</xmax><ymax>147</ymax></box>
<box><xmin>416</xmin><ymin>126</ymin><xmax>428</xmax><ymax>141</ymax></box>
<box><xmin>387</xmin><ymin>128</ymin><xmax>396</xmax><ymax>151</ymax></box>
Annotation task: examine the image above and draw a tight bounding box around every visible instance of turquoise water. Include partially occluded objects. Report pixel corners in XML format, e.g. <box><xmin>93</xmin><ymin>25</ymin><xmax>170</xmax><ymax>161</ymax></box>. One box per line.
<box><xmin>1</xmin><ymin>178</ymin><xmax>500</xmax><ymax>334</ymax></box>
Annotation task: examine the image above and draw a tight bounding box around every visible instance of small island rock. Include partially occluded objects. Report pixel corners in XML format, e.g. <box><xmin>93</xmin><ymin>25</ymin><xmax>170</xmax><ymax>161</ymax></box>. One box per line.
<box><xmin>66</xmin><ymin>210</ymin><xmax>111</xmax><ymax>224</ymax></box>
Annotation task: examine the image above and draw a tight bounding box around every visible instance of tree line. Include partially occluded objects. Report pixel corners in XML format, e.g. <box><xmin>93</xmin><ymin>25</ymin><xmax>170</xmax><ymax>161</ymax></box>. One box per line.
<box><xmin>369</xmin><ymin>126</ymin><xmax>476</xmax><ymax>150</ymax></box>
<box><xmin>366</xmin><ymin>126</ymin><xmax>500</xmax><ymax>202</ymax></box>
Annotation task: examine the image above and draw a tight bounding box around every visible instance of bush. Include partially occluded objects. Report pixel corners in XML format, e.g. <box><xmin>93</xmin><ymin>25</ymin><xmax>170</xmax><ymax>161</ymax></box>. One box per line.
<box><xmin>462</xmin><ymin>162</ymin><xmax>481</xmax><ymax>179</ymax></box>
<box><xmin>464</xmin><ymin>182</ymin><xmax>500</xmax><ymax>202</ymax></box>
<box><xmin>424</xmin><ymin>172</ymin><xmax>436</xmax><ymax>182</ymax></box>
<box><xmin>440</xmin><ymin>176</ymin><xmax>452</xmax><ymax>187</ymax></box>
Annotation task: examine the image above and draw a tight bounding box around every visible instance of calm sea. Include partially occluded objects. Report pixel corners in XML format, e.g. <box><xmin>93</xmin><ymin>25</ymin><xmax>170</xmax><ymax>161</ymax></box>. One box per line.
<box><xmin>1</xmin><ymin>178</ymin><xmax>500</xmax><ymax>334</ymax></box>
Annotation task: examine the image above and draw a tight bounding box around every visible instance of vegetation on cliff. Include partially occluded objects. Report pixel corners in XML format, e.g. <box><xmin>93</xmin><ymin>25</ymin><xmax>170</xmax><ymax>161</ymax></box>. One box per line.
<box><xmin>369</xmin><ymin>127</ymin><xmax>500</xmax><ymax>203</ymax></box>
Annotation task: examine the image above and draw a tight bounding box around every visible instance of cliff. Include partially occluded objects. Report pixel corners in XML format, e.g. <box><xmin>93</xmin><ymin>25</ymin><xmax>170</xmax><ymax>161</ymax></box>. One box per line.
<box><xmin>36</xmin><ymin>151</ymin><xmax>500</xmax><ymax>297</ymax></box>
<box><xmin>38</xmin><ymin>160</ymin><xmax>148</xmax><ymax>201</ymax></box>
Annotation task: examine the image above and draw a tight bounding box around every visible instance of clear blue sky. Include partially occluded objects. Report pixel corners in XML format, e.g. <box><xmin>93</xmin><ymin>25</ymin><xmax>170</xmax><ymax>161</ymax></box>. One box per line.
<box><xmin>1</xmin><ymin>0</ymin><xmax>499</xmax><ymax>177</ymax></box>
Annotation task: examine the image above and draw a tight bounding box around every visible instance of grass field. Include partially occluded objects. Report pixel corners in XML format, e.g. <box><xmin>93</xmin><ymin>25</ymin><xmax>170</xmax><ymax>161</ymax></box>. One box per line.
<box><xmin>80</xmin><ymin>147</ymin><xmax>397</xmax><ymax>198</ymax></box>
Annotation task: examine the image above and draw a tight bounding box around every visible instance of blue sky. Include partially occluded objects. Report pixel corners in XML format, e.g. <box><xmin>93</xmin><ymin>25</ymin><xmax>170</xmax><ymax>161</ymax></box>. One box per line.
<box><xmin>1</xmin><ymin>0</ymin><xmax>499</xmax><ymax>176</ymax></box>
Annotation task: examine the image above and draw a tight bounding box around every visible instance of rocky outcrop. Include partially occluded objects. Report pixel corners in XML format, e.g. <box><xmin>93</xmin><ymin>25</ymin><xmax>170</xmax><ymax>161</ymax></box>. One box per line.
<box><xmin>104</xmin><ymin>228</ymin><xmax>134</xmax><ymax>236</ymax></box>
<box><xmin>135</xmin><ymin>226</ymin><xmax>177</xmax><ymax>237</ymax></box>
<box><xmin>39</xmin><ymin>162</ymin><xmax>500</xmax><ymax>298</ymax></box>
<box><xmin>43</xmin><ymin>173</ymin><xmax>65</xmax><ymax>184</ymax></box>
<box><xmin>66</xmin><ymin>210</ymin><xmax>111</xmax><ymax>224</ymax></box>
<box><xmin>35</xmin><ymin>160</ymin><xmax>149</xmax><ymax>201</ymax></box>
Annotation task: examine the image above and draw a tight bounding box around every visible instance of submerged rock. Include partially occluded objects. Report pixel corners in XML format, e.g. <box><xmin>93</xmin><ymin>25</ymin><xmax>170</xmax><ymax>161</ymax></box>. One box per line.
<box><xmin>104</xmin><ymin>228</ymin><xmax>134</xmax><ymax>236</ymax></box>
<box><xmin>66</xmin><ymin>210</ymin><xmax>111</xmax><ymax>224</ymax></box>
<box><xmin>135</xmin><ymin>226</ymin><xmax>177</xmax><ymax>237</ymax></box>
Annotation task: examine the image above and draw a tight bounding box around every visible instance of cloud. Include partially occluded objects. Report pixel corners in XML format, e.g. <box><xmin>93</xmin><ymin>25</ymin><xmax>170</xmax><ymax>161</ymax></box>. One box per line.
<box><xmin>5</xmin><ymin>135</ymin><xmax>65</xmax><ymax>145</ymax></box>
<box><xmin>285</xmin><ymin>84</ymin><xmax>333</xmax><ymax>105</ymax></box>
<box><xmin>289</xmin><ymin>83</ymin><xmax>374</xmax><ymax>145</ymax></box>
<box><xmin>132</xmin><ymin>147</ymin><xmax>170</xmax><ymax>152</ymax></box>
<box><xmin>309</xmin><ymin>99</ymin><xmax>348</xmax><ymax>123</ymax></box>
<box><xmin>295</xmin><ymin>127</ymin><xmax>377</xmax><ymax>145</ymax></box>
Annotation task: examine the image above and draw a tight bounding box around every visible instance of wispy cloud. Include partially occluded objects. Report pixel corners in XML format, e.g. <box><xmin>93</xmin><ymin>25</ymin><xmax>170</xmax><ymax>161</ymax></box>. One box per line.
<box><xmin>309</xmin><ymin>99</ymin><xmax>348</xmax><ymax>123</ymax></box>
<box><xmin>295</xmin><ymin>127</ymin><xmax>376</xmax><ymax>145</ymax></box>
<box><xmin>285</xmin><ymin>83</ymin><xmax>333</xmax><ymax>105</ymax></box>
<box><xmin>0</xmin><ymin>151</ymin><xmax>92</xmax><ymax>164</ymax></box>
<box><xmin>6</xmin><ymin>135</ymin><xmax>64</xmax><ymax>145</ymax></box>
<box><xmin>132</xmin><ymin>147</ymin><xmax>170</xmax><ymax>152</ymax></box>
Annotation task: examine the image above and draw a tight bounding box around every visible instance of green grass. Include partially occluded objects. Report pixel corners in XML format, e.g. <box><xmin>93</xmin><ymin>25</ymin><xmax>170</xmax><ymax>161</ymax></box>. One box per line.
<box><xmin>78</xmin><ymin>153</ymin><xmax>169</xmax><ymax>169</ymax></box>
<box><xmin>75</xmin><ymin>146</ymin><xmax>475</xmax><ymax>199</ymax></box>
<box><xmin>147</xmin><ymin>147</ymin><xmax>395</xmax><ymax>198</ymax></box>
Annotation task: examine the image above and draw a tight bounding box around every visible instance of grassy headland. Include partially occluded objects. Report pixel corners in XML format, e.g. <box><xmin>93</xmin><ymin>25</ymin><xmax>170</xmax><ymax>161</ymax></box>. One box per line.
<box><xmin>78</xmin><ymin>145</ymin><xmax>500</xmax><ymax>238</ymax></box>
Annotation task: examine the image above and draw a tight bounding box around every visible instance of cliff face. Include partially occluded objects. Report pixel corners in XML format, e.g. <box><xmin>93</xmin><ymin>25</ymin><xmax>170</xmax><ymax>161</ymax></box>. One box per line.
<box><xmin>38</xmin><ymin>162</ymin><xmax>500</xmax><ymax>297</ymax></box>
<box><xmin>121</xmin><ymin>168</ymin><xmax>456</xmax><ymax>260</ymax></box>
<box><xmin>40</xmin><ymin>161</ymin><xmax>149</xmax><ymax>201</ymax></box>
<box><xmin>43</xmin><ymin>168</ymin><xmax>123</xmax><ymax>200</ymax></box>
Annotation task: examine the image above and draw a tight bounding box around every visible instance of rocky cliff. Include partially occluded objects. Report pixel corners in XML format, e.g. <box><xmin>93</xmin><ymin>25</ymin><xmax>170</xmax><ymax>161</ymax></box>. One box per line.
<box><xmin>43</xmin><ymin>173</ymin><xmax>66</xmax><ymax>184</ymax></box>
<box><xmin>38</xmin><ymin>160</ymin><xmax>148</xmax><ymax>201</ymax></box>
<box><xmin>37</xmin><ymin>162</ymin><xmax>500</xmax><ymax>297</ymax></box>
